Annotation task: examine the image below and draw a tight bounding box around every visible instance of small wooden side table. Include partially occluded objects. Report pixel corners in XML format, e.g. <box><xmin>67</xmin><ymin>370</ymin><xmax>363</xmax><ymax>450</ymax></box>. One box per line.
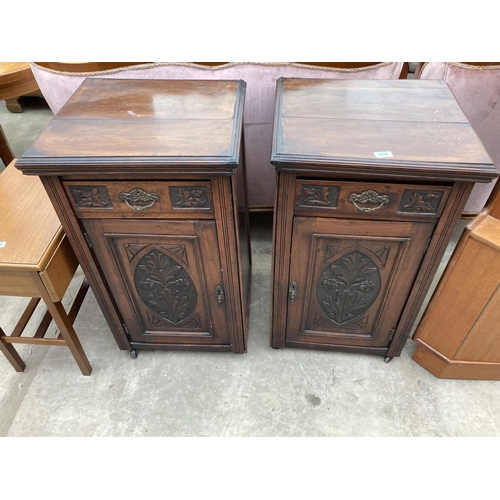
<box><xmin>0</xmin><ymin>162</ymin><xmax>91</xmax><ymax>375</ymax></box>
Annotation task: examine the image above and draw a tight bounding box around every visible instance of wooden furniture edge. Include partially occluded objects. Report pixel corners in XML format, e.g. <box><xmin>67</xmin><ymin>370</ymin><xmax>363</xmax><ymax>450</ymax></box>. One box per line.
<box><xmin>412</xmin><ymin>340</ymin><xmax>500</xmax><ymax>380</ymax></box>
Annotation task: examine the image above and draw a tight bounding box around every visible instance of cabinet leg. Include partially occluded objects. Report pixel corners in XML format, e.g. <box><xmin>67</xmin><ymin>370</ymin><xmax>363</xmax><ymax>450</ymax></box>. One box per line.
<box><xmin>130</xmin><ymin>349</ymin><xmax>138</xmax><ymax>359</ymax></box>
<box><xmin>384</xmin><ymin>356</ymin><xmax>393</xmax><ymax>363</ymax></box>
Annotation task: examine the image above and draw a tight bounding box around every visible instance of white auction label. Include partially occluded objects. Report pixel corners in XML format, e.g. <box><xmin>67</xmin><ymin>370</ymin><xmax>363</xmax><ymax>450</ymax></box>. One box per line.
<box><xmin>374</xmin><ymin>151</ymin><xmax>394</xmax><ymax>158</ymax></box>
<box><xmin>0</xmin><ymin>242</ymin><xmax>6</xmax><ymax>248</ymax></box>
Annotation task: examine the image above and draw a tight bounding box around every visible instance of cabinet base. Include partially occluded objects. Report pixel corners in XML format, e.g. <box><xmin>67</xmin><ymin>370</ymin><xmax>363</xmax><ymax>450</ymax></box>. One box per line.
<box><xmin>129</xmin><ymin>341</ymin><xmax>233</xmax><ymax>353</ymax></box>
<box><xmin>412</xmin><ymin>342</ymin><xmax>500</xmax><ymax>380</ymax></box>
<box><xmin>284</xmin><ymin>340</ymin><xmax>389</xmax><ymax>358</ymax></box>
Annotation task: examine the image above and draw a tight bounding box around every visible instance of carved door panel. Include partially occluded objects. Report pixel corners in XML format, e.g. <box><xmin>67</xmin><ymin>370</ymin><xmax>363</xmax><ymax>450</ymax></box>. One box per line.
<box><xmin>285</xmin><ymin>217</ymin><xmax>435</xmax><ymax>348</ymax></box>
<box><xmin>83</xmin><ymin>219</ymin><xmax>230</xmax><ymax>345</ymax></box>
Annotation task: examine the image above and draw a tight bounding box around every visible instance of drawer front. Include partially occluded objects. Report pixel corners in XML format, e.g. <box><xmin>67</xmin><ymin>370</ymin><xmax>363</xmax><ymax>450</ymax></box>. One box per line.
<box><xmin>295</xmin><ymin>180</ymin><xmax>451</xmax><ymax>219</ymax></box>
<box><xmin>64</xmin><ymin>181</ymin><xmax>214</xmax><ymax>219</ymax></box>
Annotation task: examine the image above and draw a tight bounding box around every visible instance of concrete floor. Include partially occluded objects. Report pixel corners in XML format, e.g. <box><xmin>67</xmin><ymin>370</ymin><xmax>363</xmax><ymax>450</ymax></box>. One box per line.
<box><xmin>1</xmin><ymin>95</ymin><xmax>500</xmax><ymax>437</ymax></box>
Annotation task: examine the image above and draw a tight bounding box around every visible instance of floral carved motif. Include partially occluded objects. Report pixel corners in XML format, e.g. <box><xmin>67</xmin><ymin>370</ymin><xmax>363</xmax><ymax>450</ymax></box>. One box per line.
<box><xmin>401</xmin><ymin>191</ymin><xmax>443</xmax><ymax>213</ymax></box>
<box><xmin>70</xmin><ymin>186</ymin><xmax>112</xmax><ymax>208</ymax></box>
<box><xmin>316</xmin><ymin>251</ymin><xmax>381</xmax><ymax>325</ymax></box>
<box><xmin>300</xmin><ymin>185</ymin><xmax>339</xmax><ymax>208</ymax></box>
<box><xmin>134</xmin><ymin>248</ymin><xmax>196</xmax><ymax>324</ymax></box>
<box><xmin>170</xmin><ymin>187</ymin><xmax>209</xmax><ymax>208</ymax></box>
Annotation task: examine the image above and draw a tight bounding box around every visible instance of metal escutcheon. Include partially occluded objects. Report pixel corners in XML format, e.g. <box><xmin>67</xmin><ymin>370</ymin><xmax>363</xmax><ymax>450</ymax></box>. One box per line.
<box><xmin>215</xmin><ymin>285</ymin><xmax>225</xmax><ymax>307</ymax></box>
<box><xmin>289</xmin><ymin>281</ymin><xmax>298</xmax><ymax>303</ymax></box>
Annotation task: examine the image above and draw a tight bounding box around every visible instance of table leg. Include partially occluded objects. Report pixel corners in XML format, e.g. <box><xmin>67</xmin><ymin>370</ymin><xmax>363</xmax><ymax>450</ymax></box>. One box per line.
<box><xmin>30</xmin><ymin>271</ymin><xmax>92</xmax><ymax>376</ymax></box>
<box><xmin>0</xmin><ymin>327</ymin><xmax>26</xmax><ymax>372</ymax></box>
<box><xmin>0</xmin><ymin>125</ymin><xmax>14</xmax><ymax>167</ymax></box>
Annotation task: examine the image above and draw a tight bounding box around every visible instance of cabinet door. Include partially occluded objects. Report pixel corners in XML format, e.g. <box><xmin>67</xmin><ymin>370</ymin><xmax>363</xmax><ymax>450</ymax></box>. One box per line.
<box><xmin>285</xmin><ymin>217</ymin><xmax>435</xmax><ymax>349</ymax></box>
<box><xmin>83</xmin><ymin>219</ymin><xmax>230</xmax><ymax>345</ymax></box>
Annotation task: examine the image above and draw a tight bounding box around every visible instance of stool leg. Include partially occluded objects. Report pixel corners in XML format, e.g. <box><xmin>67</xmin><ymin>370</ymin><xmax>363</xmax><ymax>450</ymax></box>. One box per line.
<box><xmin>0</xmin><ymin>124</ymin><xmax>14</xmax><ymax>166</ymax></box>
<box><xmin>31</xmin><ymin>272</ymin><xmax>92</xmax><ymax>376</ymax></box>
<box><xmin>0</xmin><ymin>327</ymin><xmax>26</xmax><ymax>372</ymax></box>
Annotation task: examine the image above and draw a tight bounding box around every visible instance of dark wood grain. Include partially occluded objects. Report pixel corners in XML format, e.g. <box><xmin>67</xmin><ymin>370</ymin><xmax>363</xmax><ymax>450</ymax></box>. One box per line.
<box><xmin>64</xmin><ymin>180</ymin><xmax>214</xmax><ymax>218</ymax></box>
<box><xmin>16</xmin><ymin>79</ymin><xmax>249</xmax><ymax>354</ymax></box>
<box><xmin>271</xmin><ymin>77</ymin><xmax>497</xmax><ymax>359</ymax></box>
<box><xmin>211</xmin><ymin>175</ymin><xmax>247</xmax><ymax>353</ymax></box>
<box><xmin>83</xmin><ymin>218</ymin><xmax>231</xmax><ymax>346</ymax></box>
<box><xmin>270</xmin><ymin>171</ymin><xmax>297</xmax><ymax>348</ymax></box>
<box><xmin>272</xmin><ymin>78</ymin><xmax>497</xmax><ymax>183</ymax></box>
<box><xmin>17</xmin><ymin>79</ymin><xmax>245</xmax><ymax>169</ymax></box>
<box><xmin>285</xmin><ymin>217</ymin><xmax>434</xmax><ymax>353</ymax></box>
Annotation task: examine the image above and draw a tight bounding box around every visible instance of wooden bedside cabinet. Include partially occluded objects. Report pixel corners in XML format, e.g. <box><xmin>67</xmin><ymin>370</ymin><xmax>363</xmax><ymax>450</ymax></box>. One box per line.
<box><xmin>270</xmin><ymin>78</ymin><xmax>498</xmax><ymax>361</ymax></box>
<box><xmin>16</xmin><ymin>79</ymin><xmax>251</xmax><ymax>357</ymax></box>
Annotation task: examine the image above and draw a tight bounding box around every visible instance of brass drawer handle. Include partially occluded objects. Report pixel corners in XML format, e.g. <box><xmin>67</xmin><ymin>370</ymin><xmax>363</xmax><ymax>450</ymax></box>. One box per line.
<box><xmin>119</xmin><ymin>188</ymin><xmax>160</xmax><ymax>211</ymax></box>
<box><xmin>348</xmin><ymin>189</ymin><xmax>389</xmax><ymax>213</ymax></box>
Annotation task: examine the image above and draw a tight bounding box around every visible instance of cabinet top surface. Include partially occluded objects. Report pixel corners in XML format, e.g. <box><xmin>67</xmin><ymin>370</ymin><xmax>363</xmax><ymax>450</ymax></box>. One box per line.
<box><xmin>272</xmin><ymin>78</ymin><xmax>497</xmax><ymax>182</ymax></box>
<box><xmin>16</xmin><ymin>78</ymin><xmax>246</xmax><ymax>172</ymax></box>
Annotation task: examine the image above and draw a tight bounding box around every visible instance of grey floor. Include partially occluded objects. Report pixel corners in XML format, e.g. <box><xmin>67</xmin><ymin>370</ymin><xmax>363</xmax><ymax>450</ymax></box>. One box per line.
<box><xmin>1</xmin><ymin>95</ymin><xmax>499</xmax><ymax>438</ymax></box>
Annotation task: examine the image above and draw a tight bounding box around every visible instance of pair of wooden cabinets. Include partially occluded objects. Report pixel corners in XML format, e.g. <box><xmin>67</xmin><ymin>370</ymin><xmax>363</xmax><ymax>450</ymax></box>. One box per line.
<box><xmin>16</xmin><ymin>77</ymin><xmax>497</xmax><ymax>361</ymax></box>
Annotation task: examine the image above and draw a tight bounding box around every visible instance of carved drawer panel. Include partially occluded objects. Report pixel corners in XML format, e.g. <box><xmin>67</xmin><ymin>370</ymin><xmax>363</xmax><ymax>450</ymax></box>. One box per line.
<box><xmin>295</xmin><ymin>179</ymin><xmax>451</xmax><ymax>220</ymax></box>
<box><xmin>64</xmin><ymin>181</ymin><xmax>214</xmax><ymax>219</ymax></box>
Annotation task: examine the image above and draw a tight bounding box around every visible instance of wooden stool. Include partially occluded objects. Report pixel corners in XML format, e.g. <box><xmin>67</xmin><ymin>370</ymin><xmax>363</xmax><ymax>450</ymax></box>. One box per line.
<box><xmin>0</xmin><ymin>161</ymin><xmax>92</xmax><ymax>375</ymax></box>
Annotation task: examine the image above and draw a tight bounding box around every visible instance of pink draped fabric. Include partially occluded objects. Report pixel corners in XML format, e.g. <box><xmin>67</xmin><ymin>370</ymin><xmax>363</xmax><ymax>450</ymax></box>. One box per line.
<box><xmin>418</xmin><ymin>62</ymin><xmax>500</xmax><ymax>215</ymax></box>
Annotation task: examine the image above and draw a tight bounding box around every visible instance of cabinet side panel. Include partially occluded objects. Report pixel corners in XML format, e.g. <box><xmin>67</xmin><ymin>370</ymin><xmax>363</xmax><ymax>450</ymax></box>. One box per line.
<box><xmin>232</xmin><ymin>138</ymin><xmax>251</xmax><ymax>345</ymax></box>
<box><xmin>212</xmin><ymin>176</ymin><xmax>246</xmax><ymax>353</ymax></box>
<box><xmin>271</xmin><ymin>171</ymin><xmax>296</xmax><ymax>348</ymax></box>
